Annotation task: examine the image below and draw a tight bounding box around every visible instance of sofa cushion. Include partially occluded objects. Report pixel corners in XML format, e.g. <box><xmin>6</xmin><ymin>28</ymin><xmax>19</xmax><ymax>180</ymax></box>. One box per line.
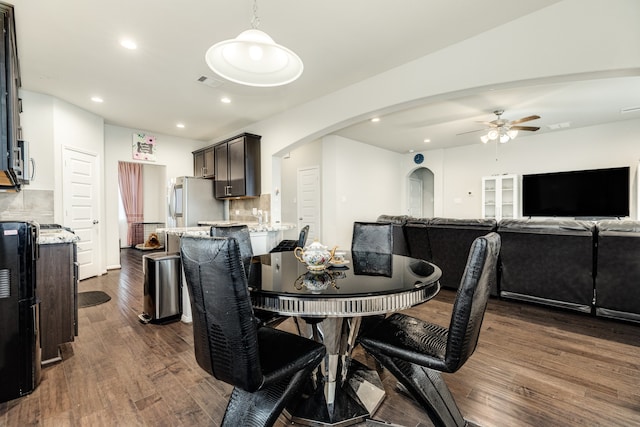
<box><xmin>497</xmin><ymin>218</ymin><xmax>595</xmax><ymax>312</ymax></box>
<box><xmin>594</xmin><ymin>220</ymin><xmax>640</xmax><ymax>322</ymax></box>
<box><xmin>426</xmin><ymin>218</ymin><xmax>498</xmax><ymax>293</ymax></box>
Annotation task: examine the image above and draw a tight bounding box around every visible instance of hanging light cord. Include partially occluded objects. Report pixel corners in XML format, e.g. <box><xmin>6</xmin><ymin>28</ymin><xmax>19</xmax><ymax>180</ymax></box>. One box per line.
<box><xmin>251</xmin><ymin>0</ymin><xmax>260</xmax><ymax>29</ymax></box>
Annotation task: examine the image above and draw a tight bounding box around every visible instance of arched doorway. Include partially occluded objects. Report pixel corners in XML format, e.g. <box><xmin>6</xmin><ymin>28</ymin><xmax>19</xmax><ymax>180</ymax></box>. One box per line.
<box><xmin>408</xmin><ymin>167</ymin><xmax>434</xmax><ymax>218</ymax></box>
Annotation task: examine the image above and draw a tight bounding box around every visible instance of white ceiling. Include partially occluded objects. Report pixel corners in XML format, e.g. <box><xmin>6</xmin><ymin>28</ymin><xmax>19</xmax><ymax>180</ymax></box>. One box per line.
<box><xmin>10</xmin><ymin>0</ymin><xmax>640</xmax><ymax>153</ymax></box>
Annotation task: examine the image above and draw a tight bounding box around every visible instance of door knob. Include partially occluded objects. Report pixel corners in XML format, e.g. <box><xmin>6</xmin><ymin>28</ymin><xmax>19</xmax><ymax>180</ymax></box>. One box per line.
<box><xmin>92</xmin><ymin>220</ymin><xmax>99</xmax><ymax>224</ymax></box>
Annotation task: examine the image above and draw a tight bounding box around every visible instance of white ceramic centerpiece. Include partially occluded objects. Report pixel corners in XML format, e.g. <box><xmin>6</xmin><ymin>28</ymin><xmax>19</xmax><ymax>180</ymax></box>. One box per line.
<box><xmin>294</xmin><ymin>240</ymin><xmax>337</xmax><ymax>271</ymax></box>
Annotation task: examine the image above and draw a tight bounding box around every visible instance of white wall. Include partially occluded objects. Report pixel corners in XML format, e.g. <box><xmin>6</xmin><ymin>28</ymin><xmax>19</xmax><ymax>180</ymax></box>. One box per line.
<box><xmin>322</xmin><ymin>135</ymin><xmax>403</xmax><ymax>249</ymax></box>
<box><xmin>52</xmin><ymin>98</ymin><xmax>105</xmax><ymax>227</ymax></box>
<box><xmin>142</xmin><ymin>164</ymin><xmax>167</xmax><ymax>223</ymax></box>
<box><xmin>20</xmin><ymin>90</ymin><xmax>107</xmax><ymax>273</ymax></box>
<box><xmin>405</xmin><ymin>118</ymin><xmax>640</xmax><ymax>219</ymax></box>
<box><xmin>19</xmin><ymin>90</ymin><xmax>54</xmax><ymax>190</ymax></box>
<box><xmin>104</xmin><ymin>124</ymin><xmax>206</xmax><ymax>268</ymax></box>
<box><xmin>280</xmin><ymin>139</ymin><xmax>322</xmax><ymax>240</ymax></box>
<box><xmin>280</xmin><ymin>135</ymin><xmax>403</xmax><ymax>249</ymax></box>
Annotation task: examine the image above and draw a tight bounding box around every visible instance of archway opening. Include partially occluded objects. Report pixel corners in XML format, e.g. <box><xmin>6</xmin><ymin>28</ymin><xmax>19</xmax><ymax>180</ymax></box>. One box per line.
<box><xmin>408</xmin><ymin>167</ymin><xmax>434</xmax><ymax>218</ymax></box>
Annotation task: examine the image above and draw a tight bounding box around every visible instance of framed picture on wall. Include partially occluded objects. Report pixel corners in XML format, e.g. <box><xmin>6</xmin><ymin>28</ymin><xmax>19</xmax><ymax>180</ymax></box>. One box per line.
<box><xmin>132</xmin><ymin>133</ymin><xmax>156</xmax><ymax>161</ymax></box>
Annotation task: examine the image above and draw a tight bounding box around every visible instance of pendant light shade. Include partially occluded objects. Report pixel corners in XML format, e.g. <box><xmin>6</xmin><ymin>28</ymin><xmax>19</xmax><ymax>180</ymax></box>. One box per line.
<box><xmin>205</xmin><ymin>28</ymin><xmax>303</xmax><ymax>87</ymax></box>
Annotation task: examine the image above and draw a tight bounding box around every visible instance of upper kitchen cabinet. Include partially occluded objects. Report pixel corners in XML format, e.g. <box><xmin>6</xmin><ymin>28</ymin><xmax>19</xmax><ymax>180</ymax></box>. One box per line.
<box><xmin>214</xmin><ymin>133</ymin><xmax>261</xmax><ymax>199</ymax></box>
<box><xmin>193</xmin><ymin>146</ymin><xmax>215</xmax><ymax>178</ymax></box>
<box><xmin>0</xmin><ymin>3</ymin><xmax>22</xmax><ymax>191</ymax></box>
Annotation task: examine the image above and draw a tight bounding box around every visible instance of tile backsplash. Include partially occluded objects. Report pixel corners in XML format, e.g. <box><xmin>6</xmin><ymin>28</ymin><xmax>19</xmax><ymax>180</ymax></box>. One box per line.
<box><xmin>229</xmin><ymin>193</ymin><xmax>270</xmax><ymax>223</ymax></box>
<box><xmin>0</xmin><ymin>189</ymin><xmax>55</xmax><ymax>224</ymax></box>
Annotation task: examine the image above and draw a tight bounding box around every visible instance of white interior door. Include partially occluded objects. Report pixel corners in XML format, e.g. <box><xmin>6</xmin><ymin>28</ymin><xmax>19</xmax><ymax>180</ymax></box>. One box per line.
<box><xmin>63</xmin><ymin>147</ymin><xmax>100</xmax><ymax>280</ymax></box>
<box><xmin>297</xmin><ymin>166</ymin><xmax>321</xmax><ymax>242</ymax></box>
<box><xmin>409</xmin><ymin>177</ymin><xmax>423</xmax><ymax>218</ymax></box>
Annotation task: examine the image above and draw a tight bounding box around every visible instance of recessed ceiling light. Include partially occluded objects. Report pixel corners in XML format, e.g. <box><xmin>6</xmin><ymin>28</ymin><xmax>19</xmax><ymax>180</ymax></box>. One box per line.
<box><xmin>221</xmin><ymin>97</ymin><xmax>231</xmax><ymax>104</ymax></box>
<box><xmin>370</xmin><ymin>117</ymin><xmax>380</xmax><ymax>123</ymax></box>
<box><xmin>120</xmin><ymin>39</ymin><xmax>137</xmax><ymax>50</ymax></box>
<box><xmin>91</xmin><ymin>96</ymin><xmax>103</xmax><ymax>103</ymax></box>
<box><xmin>176</xmin><ymin>123</ymin><xmax>185</xmax><ymax>128</ymax></box>
<box><xmin>423</xmin><ymin>138</ymin><xmax>431</xmax><ymax>143</ymax></box>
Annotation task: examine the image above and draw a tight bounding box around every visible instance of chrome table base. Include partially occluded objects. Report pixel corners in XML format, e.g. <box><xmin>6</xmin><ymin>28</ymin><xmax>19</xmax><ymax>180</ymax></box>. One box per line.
<box><xmin>286</xmin><ymin>317</ymin><xmax>386</xmax><ymax>426</ymax></box>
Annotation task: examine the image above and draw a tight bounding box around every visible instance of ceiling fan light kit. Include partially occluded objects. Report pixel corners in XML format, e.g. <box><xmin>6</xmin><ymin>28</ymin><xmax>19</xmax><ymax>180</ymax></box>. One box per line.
<box><xmin>479</xmin><ymin>110</ymin><xmax>540</xmax><ymax>144</ymax></box>
<box><xmin>205</xmin><ymin>0</ymin><xmax>303</xmax><ymax>87</ymax></box>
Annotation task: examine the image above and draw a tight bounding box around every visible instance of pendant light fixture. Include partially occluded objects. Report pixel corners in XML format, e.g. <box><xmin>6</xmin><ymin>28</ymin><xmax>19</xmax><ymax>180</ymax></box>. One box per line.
<box><xmin>205</xmin><ymin>0</ymin><xmax>303</xmax><ymax>87</ymax></box>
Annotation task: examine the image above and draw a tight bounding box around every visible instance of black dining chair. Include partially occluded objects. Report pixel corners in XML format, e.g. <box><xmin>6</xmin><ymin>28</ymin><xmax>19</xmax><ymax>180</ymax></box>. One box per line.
<box><xmin>210</xmin><ymin>224</ymin><xmax>286</xmax><ymax>328</ymax></box>
<box><xmin>351</xmin><ymin>221</ymin><xmax>393</xmax><ymax>253</ymax></box>
<box><xmin>180</xmin><ymin>235</ymin><xmax>326</xmax><ymax>427</ymax></box>
<box><xmin>270</xmin><ymin>225</ymin><xmax>310</xmax><ymax>252</ymax></box>
<box><xmin>358</xmin><ymin>232</ymin><xmax>501</xmax><ymax>427</ymax></box>
<box><xmin>351</xmin><ymin>222</ymin><xmax>394</xmax><ymax>277</ymax></box>
<box><xmin>210</xmin><ymin>224</ymin><xmax>253</xmax><ymax>272</ymax></box>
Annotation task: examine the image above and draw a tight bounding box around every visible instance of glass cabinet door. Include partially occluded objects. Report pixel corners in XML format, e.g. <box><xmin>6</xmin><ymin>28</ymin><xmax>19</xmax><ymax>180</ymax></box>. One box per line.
<box><xmin>482</xmin><ymin>174</ymin><xmax>518</xmax><ymax>220</ymax></box>
<box><xmin>482</xmin><ymin>176</ymin><xmax>498</xmax><ymax>219</ymax></box>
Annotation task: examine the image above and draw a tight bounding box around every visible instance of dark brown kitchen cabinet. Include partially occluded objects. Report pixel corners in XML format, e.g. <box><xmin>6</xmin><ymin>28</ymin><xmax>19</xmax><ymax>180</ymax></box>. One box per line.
<box><xmin>214</xmin><ymin>133</ymin><xmax>261</xmax><ymax>199</ymax></box>
<box><xmin>0</xmin><ymin>3</ymin><xmax>23</xmax><ymax>191</ymax></box>
<box><xmin>193</xmin><ymin>146</ymin><xmax>215</xmax><ymax>178</ymax></box>
<box><xmin>37</xmin><ymin>242</ymin><xmax>78</xmax><ymax>364</ymax></box>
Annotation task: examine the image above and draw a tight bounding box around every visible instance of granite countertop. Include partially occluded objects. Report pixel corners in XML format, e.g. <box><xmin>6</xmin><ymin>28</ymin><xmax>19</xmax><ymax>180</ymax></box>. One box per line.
<box><xmin>38</xmin><ymin>229</ymin><xmax>81</xmax><ymax>244</ymax></box>
<box><xmin>197</xmin><ymin>221</ymin><xmax>296</xmax><ymax>232</ymax></box>
<box><xmin>156</xmin><ymin>226</ymin><xmax>211</xmax><ymax>237</ymax></box>
<box><xmin>158</xmin><ymin>222</ymin><xmax>296</xmax><ymax>237</ymax></box>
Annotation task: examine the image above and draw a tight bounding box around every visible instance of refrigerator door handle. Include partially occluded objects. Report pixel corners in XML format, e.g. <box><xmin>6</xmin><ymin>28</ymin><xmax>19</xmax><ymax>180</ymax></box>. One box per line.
<box><xmin>168</xmin><ymin>184</ymin><xmax>176</xmax><ymax>219</ymax></box>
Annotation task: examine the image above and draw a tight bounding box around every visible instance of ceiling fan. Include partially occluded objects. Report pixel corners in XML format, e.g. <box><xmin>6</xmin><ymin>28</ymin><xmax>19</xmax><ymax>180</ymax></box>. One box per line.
<box><xmin>461</xmin><ymin>109</ymin><xmax>541</xmax><ymax>143</ymax></box>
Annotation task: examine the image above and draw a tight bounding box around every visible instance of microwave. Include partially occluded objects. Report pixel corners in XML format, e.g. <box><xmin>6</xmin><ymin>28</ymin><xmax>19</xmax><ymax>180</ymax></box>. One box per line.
<box><xmin>13</xmin><ymin>140</ymin><xmax>32</xmax><ymax>185</ymax></box>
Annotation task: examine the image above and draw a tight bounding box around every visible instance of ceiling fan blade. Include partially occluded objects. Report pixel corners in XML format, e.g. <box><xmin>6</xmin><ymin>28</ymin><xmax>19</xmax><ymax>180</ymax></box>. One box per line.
<box><xmin>510</xmin><ymin>125</ymin><xmax>540</xmax><ymax>131</ymax></box>
<box><xmin>510</xmin><ymin>115</ymin><xmax>540</xmax><ymax>125</ymax></box>
<box><xmin>456</xmin><ymin>128</ymin><xmax>484</xmax><ymax>136</ymax></box>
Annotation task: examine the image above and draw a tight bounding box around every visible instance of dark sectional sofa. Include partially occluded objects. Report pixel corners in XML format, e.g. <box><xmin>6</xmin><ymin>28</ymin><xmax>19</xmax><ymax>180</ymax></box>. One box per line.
<box><xmin>377</xmin><ymin>214</ymin><xmax>640</xmax><ymax>324</ymax></box>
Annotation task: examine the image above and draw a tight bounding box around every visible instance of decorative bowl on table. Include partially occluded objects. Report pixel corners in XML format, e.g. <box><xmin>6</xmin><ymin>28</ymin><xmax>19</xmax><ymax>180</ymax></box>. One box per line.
<box><xmin>294</xmin><ymin>240</ymin><xmax>336</xmax><ymax>271</ymax></box>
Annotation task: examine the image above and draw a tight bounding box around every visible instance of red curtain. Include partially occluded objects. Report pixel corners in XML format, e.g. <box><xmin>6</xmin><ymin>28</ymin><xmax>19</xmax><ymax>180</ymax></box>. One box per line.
<box><xmin>118</xmin><ymin>162</ymin><xmax>144</xmax><ymax>246</ymax></box>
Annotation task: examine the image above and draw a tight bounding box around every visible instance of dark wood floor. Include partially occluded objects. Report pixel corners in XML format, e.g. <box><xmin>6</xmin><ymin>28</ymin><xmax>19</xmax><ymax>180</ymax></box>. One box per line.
<box><xmin>2</xmin><ymin>248</ymin><xmax>640</xmax><ymax>426</ymax></box>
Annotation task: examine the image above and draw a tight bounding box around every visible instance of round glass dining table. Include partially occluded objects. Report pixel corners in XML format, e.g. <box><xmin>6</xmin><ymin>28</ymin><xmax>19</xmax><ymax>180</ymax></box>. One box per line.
<box><xmin>247</xmin><ymin>250</ymin><xmax>441</xmax><ymax>427</ymax></box>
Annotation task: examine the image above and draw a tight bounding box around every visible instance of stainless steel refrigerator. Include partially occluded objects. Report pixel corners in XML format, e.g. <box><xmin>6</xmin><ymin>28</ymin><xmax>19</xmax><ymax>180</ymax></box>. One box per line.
<box><xmin>168</xmin><ymin>176</ymin><xmax>226</xmax><ymax>227</ymax></box>
<box><xmin>0</xmin><ymin>221</ymin><xmax>41</xmax><ymax>403</ymax></box>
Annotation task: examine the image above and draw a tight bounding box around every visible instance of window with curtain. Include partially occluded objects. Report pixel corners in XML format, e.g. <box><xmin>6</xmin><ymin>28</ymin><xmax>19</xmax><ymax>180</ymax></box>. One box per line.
<box><xmin>118</xmin><ymin>162</ymin><xmax>144</xmax><ymax>246</ymax></box>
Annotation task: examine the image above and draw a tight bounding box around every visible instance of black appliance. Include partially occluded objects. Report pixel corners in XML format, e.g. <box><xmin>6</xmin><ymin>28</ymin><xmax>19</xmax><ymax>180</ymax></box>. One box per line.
<box><xmin>0</xmin><ymin>221</ymin><xmax>41</xmax><ymax>403</ymax></box>
<box><xmin>522</xmin><ymin>166</ymin><xmax>630</xmax><ymax>218</ymax></box>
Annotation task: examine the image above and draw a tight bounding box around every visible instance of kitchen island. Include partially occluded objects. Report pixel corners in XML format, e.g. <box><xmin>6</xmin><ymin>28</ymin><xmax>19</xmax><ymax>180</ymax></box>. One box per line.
<box><xmin>159</xmin><ymin>222</ymin><xmax>296</xmax><ymax>255</ymax></box>
<box><xmin>156</xmin><ymin>222</ymin><xmax>296</xmax><ymax>323</ymax></box>
<box><xmin>198</xmin><ymin>221</ymin><xmax>296</xmax><ymax>254</ymax></box>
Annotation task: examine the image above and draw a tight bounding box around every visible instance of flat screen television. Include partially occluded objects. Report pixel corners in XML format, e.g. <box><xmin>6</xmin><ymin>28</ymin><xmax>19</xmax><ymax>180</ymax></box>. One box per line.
<box><xmin>522</xmin><ymin>166</ymin><xmax>630</xmax><ymax>218</ymax></box>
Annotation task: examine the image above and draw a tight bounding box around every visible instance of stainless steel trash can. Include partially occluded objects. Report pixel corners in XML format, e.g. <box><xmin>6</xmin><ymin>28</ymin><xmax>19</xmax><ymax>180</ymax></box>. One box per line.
<box><xmin>140</xmin><ymin>252</ymin><xmax>181</xmax><ymax>324</ymax></box>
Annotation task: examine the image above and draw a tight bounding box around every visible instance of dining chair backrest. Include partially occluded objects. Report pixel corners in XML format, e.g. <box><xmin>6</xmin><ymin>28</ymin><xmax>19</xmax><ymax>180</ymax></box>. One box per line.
<box><xmin>211</xmin><ymin>224</ymin><xmax>253</xmax><ymax>275</ymax></box>
<box><xmin>180</xmin><ymin>235</ymin><xmax>264</xmax><ymax>392</ymax></box>
<box><xmin>351</xmin><ymin>221</ymin><xmax>393</xmax><ymax>254</ymax></box>
<box><xmin>444</xmin><ymin>231</ymin><xmax>501</xmax><ymax>372</ymax></box>
<box><xmin>297</xmin><ymin>225</ymin><xmax>310</xmax><ymax>248</ymax></box>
